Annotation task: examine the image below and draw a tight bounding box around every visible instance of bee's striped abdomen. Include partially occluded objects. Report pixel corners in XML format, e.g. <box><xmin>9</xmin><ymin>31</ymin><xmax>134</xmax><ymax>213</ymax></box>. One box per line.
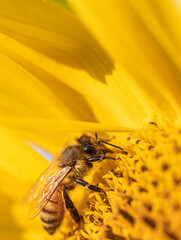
<box><xmin>40</xmin><ymin>187</ymin><xmax>64</xmax><ymax>235</ymax></box>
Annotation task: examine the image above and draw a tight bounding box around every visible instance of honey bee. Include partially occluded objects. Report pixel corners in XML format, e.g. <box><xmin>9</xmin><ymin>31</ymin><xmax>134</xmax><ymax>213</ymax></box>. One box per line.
<box><xmin>24</xmin><ymin>133</ymin><xmax>122</xmax><ymax>235</ymax></box>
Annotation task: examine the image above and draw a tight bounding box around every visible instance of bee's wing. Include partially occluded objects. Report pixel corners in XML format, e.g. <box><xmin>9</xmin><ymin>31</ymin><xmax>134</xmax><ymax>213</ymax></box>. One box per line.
<box><xmin>24</xmin><ymin>165</ymin><xmax>71</xmax><ymax>219</ymax></box>
<box><xmin>23</xmin><ymin>164</ymin><xmax>55</xmax><ymax>205</ymax></box>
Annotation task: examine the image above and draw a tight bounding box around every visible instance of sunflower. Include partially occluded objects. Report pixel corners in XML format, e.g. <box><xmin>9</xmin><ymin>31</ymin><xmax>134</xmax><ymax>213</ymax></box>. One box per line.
<box><xmin>0</xmin><ymin>0</ymin><xmax>181</xmax><ymax>239</ymax></box>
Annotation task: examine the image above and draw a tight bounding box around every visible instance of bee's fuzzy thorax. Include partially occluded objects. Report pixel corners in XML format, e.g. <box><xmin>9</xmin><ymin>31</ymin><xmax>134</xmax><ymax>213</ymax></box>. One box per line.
<box><xmin>68</xmin><ymin>160</ymin><xmax>91</xmax><ymax>179</ymax></box>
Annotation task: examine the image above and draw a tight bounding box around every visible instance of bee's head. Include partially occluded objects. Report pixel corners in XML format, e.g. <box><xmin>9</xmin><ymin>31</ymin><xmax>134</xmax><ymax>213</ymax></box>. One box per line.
<box><xmin>77</xmin><ymin>133</ymin><xmax>108</xmax><ymax>157</ymax></box>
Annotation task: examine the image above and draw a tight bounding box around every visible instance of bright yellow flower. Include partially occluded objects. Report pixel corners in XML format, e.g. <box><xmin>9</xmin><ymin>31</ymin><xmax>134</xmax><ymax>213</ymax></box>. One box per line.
<box><xmin>0</xmin><ymin>0</ymin><xmax>181</xmax><ymax>240</ymax></box>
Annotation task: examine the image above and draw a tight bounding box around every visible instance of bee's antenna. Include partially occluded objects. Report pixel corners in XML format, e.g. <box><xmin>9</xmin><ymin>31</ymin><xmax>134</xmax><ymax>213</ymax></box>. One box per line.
<box><xmin>95</xmin><ymin>132</ymin><xmax>123</xmax><ymax>150</ymax></box>
<box><xmin>99</xmin><ymin>140</ymin><xmax>123</xmax><ymax>150</ymax></box>
<box><xmin>95</xmin><ymin>132</ymin><xmax>98</xmax><ymax>139</ymax></box>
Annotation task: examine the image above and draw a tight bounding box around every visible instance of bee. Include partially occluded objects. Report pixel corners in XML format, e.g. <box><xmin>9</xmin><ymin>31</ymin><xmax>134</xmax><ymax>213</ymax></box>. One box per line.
<box><xmin>24</xmin><ymin>133</ymin><xmax>123</xmax><ymax>235</ymax></box>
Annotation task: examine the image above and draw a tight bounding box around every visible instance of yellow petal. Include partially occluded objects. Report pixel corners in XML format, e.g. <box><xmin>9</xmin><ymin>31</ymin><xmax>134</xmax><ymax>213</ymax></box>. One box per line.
<box><xmin>0</xmin><ymin>126</ymin><xmax>48</xmax><ymax>184</ymax></box>
<box><xmin>0</xmin><ymin>117</ymin><xmax>134</xmax><ymax>153</ymax></box>
<box><xmin>0</xmin><ymin>50</ymin><xmax>64</xmax><ymax>119</ymax></box>
<box><xmin>0</xmin><ymin>32</ymin><xmax>149</xmax><ymax>127</ymax></box>
<box><xmin>0</xmin><ymin>46</ymin><xmax>101</xmax><ymax>122</ymax></box>
<box><xmin>70</xmin><ymin>0</ymin><xmax>181</xmax><ymax>122</ymax></box>
<box><xmin>0</xmin><ymin>0</ymin><xmax>154</xmax><ymax>127</ymax></box>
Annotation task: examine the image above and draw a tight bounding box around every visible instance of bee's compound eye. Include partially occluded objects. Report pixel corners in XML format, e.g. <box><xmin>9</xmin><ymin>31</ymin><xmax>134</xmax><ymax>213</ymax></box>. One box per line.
<box><xmin>82</xmin><ymin>143</ymin><xmax>97</xmax><ymax>155</ymax></box>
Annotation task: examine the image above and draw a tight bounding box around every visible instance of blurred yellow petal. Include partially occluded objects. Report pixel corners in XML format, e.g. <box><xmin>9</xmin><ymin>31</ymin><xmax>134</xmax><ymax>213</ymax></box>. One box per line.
<box><xmin>0</xmin><ymin>51</ymin><xmax>63</xmax><ymax>119</ymax></box>
<box><xmin>0</xmin><ymin>117</ymin><xmax>134</xmax><ymax>154</ymax></box>
<box><xmin>0</xmin><ymin>31</ymin><xmax>151</xmax><ymax>127</ymax></box>
<box><xmin>71</xmin><ymin>0</ymin><xmax>181</xmax><ymax>123</ymax></box>
<box><xmin>0</xmin><ymin>126</ymin><xmax>47</xmax><ymax>239</ymax></box>
<box><xmin>0</xmin><ymin>41</ymin><xmax>99</xmax><ymax>122</ymax></box>
<box><xmin>0</xmin><ymin>0</ymin><xmax>155</xmax><ymax>127</ymax></box>
<box><xmin>0</xmin><ymin>118</ymin><xmax>134</xmax><ymax>134</ymax></box>
<box><xmin>0</xmin><ymin>126</ymin><xmax>48</xmax><ymax>183</ymax></box>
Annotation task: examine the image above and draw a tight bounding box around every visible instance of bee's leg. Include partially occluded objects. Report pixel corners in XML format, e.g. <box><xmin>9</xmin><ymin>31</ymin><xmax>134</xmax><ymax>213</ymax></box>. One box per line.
<box><xmin>62</xmin><ymin>187</ymin><xmax>81</xmax><ymax>236</ymax></box>
<box><xmin>75</xmin><ymin>179</ymin><xmax>107</xmax><ymax>199</ymax></box>
<box><xmin>88</xmin><ymin>156</ymin><xmax>120</xmax><ymax>162</ymax></box>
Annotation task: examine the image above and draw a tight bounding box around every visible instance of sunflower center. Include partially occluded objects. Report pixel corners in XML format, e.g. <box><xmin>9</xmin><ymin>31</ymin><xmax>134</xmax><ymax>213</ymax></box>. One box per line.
<box><xmin>81</xmin><ymin>122</ymin><xmax>181</xmax><ymax>240</ymax></box>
